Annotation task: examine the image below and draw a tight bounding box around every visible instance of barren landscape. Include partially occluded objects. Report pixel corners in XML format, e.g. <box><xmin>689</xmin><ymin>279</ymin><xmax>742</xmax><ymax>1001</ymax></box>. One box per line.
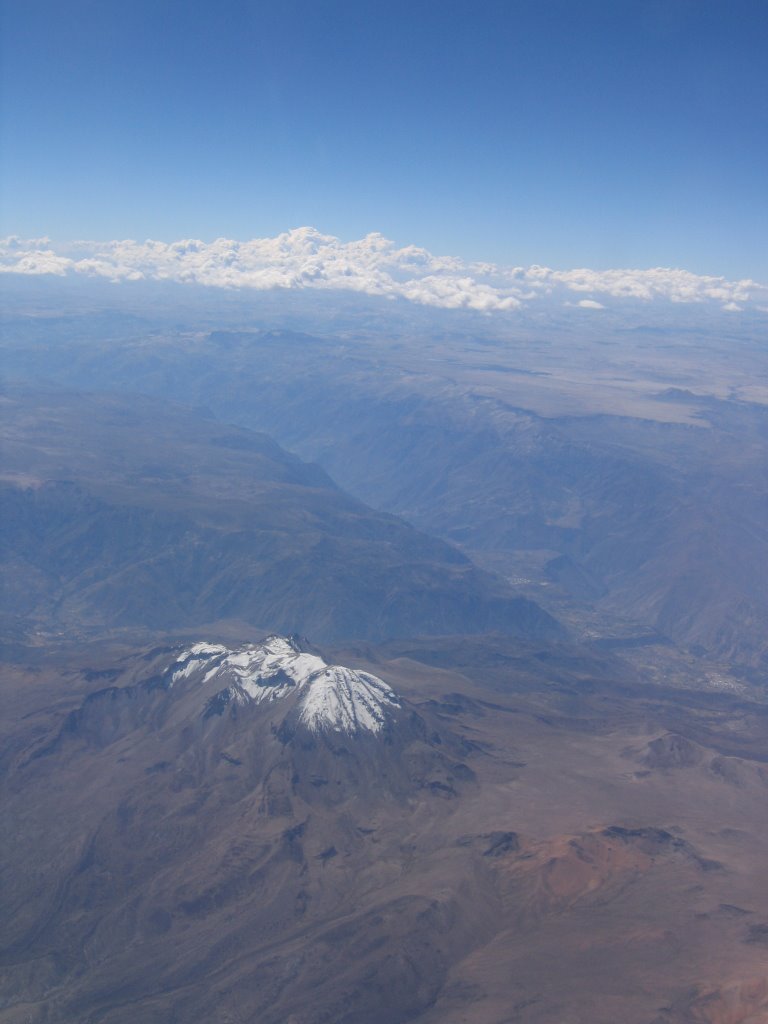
<box><xmin>3</xmin><ymin>2</ymin><xmax>767</xmax><ymax>1020</ymax></box>
<box><xmin>1</xmin><ymin>291</ymin><xmax>768</xmax><ymax>1022</ymax></box>
<box><xmin>2</xmin><ymin>626</ymin><xmax>768</xmax><ymax>1024</ymax></box>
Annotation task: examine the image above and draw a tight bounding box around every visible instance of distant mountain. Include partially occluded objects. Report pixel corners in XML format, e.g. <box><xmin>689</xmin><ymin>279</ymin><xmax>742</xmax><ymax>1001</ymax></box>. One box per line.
<box><xmin>0</xmin><ymin>388</ymin><xmax>561</xmax><ymax>644</ymax></box>
<box><xmin>5</xmin><ymin>318</ymin><xmax>765</xmax><ymax>664</ymax></box>
<box><xmin>208</xmin><ymin>343</ymin><xmax>767</xmax><ymax>668</ymax></box>
<box><xmin>96</xmin><ymin>328</ymin><xmax>766</xmax><ymax>667</ymax></box>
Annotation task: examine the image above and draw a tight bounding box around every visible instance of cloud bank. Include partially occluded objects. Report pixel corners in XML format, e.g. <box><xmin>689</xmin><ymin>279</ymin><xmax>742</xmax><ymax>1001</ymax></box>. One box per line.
<box><xmin>1</xmin><ymin>228</ymin><xmax>764</xmax><ymax>313</ymax></box>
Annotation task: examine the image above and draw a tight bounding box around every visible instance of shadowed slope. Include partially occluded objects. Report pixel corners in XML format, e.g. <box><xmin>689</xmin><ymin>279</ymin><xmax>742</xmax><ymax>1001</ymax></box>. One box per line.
<box><xmin>0</xmin><ymin>388</ymin><xmax>561</xmax><ymax>644</ymax></box>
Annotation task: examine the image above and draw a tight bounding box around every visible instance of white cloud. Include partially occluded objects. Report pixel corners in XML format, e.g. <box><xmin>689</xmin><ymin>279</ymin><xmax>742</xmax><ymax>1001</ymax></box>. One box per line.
<box><xmin>1</xmin><ymin>227</ymin><xmax>765</xmax><ymax>315</ymax></box>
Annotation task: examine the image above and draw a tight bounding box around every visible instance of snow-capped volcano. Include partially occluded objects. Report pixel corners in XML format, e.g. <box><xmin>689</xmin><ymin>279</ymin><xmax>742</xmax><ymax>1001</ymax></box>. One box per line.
<box><xmin>169</xmin><ymin>635</ymin><xmax>401</xmax><ymax>735</ymax></box>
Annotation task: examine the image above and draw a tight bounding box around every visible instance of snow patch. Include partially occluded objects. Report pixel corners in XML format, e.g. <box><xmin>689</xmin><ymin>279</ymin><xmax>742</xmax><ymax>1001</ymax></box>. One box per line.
<box><xmin>172</xmin><ymin>635</ymin><xmax>400</xmax><ymax>734</ymax></box>
<box><xmin>170</xmin><ymin>643</ymin><xmax>228</xmax><ymax>683</ymax></box>
<box><xmin>299</xmin><ymin>666</ymin><xmax>400</xmax><ymax>734</ymax></box>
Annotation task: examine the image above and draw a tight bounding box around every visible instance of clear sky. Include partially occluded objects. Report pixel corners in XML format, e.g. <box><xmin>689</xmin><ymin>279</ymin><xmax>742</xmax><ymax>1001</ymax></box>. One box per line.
<box><xmin>2</xmin><ymin>0</ymin><xmax>766</xmax><ymax>278</ymax></box>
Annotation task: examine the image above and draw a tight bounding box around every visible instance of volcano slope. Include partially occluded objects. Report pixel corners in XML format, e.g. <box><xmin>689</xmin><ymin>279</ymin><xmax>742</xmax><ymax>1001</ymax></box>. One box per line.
<box><xmin>2</xmin><ymin>633</ymin><xmax>768</xmax><ymax>1024</ymax></box>
<box><xmin>0</xmin><ymin>387</ymin><xmax>559</xmax><ymax>645</ymax></box>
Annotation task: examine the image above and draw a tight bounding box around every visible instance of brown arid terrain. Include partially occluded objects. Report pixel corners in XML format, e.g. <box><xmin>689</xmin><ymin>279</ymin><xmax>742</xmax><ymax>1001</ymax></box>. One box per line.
<box><xmin>2</xmin><ymin>631</ymin><xmax>767</xmax><ymax>1024</ymax></box>
<box><xmin>2</xmin><ymin>290</ymin><xmax>767</xmax><ymax>1023</ymax></box>
<box><xmin>3</xmin><ymin>0</ymin><xmax>768</xmax><ymax>1016</ymax></box>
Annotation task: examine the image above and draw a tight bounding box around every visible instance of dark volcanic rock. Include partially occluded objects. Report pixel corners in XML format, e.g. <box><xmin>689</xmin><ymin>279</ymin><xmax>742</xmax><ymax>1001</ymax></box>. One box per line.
<box><xmin>482</xmin><ymin>831</ymin><xmax>520</xmax><ymax>857</ymax></box>
<box><xmin>642</xmin><ymin>733</ymin><xmax>704</xmax><ymax>769</ymax></box>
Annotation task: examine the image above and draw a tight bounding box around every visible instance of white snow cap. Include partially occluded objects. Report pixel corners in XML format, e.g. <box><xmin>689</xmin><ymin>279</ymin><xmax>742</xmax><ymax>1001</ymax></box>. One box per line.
<box><xmin>171</xmin><ymin>635</ymin><xmax>400</xmax><ymax>735</ymax></box>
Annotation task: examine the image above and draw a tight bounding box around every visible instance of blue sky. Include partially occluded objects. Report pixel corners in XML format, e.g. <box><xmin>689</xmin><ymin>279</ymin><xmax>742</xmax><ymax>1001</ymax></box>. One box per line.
<box><xmin>2</xmin><ymin>0</ymin><xmax>766</xmax><ymax>278</ymax></box>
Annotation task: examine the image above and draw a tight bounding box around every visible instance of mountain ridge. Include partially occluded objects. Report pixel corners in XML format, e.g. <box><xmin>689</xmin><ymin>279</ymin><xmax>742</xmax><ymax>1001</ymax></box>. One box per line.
<box><xmin>0</xmin><ymin>387</ymin><xmax>563</xmax><ymax>645</ymax></box>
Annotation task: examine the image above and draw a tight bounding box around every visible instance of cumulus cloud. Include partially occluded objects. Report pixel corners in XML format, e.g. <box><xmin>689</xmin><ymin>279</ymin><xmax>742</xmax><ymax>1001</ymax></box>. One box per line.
<box><xmin>1</xmin><ymin>227</ymin><xmax>765</xmax><ymax>314</ymax></box>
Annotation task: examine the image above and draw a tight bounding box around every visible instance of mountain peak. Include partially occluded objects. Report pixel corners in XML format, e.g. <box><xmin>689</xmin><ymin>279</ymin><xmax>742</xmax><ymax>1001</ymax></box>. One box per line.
<box><xmin>171</xmin><ymin>636</ymin><xmax>401</xmax><ymax>735</ymax></box>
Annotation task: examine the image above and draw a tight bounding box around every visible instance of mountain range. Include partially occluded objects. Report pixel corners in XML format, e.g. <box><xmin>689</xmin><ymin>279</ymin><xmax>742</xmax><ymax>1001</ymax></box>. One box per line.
<box><xmin>2</xmin><ymin>284</ymin><xmax>767</xmax><ymax>1024</ymax></box>
<box><xmin>0</xmin><ymin>387</ymin><xmax>560</xmax><ymax>645</ymax></box>
<box><xmin>4</xmin><ymin>307</ymin><xmax>766</xmax><ymax>665</ymax></box>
